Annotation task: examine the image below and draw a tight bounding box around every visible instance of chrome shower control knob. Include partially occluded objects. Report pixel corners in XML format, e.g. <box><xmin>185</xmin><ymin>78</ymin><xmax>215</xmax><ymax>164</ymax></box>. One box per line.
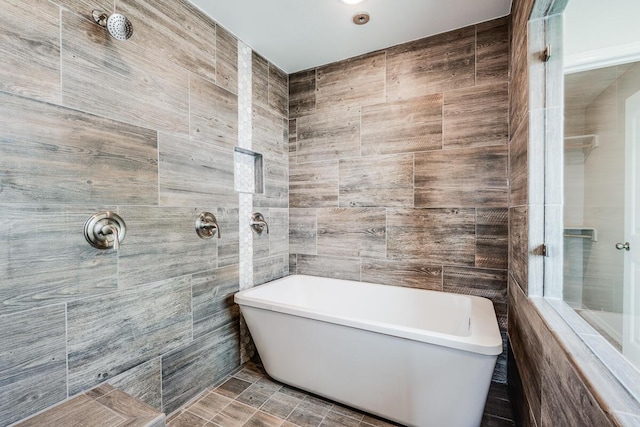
<box><xmin>84</xmin><ymin>212</ymin><xmax>126</xmax><ymax>250</ymax></box>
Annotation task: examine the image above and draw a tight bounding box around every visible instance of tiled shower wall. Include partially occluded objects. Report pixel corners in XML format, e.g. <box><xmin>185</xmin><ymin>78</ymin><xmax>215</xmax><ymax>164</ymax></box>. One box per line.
<box><xmin>0</xmin><ymin>0</ymin><xmax>287</xmax><ymax>425</ymax></box>
<box><xmin>288</xmin><ymin>18</ymin><xmax>510</xmax><ymax>383</ymax></box>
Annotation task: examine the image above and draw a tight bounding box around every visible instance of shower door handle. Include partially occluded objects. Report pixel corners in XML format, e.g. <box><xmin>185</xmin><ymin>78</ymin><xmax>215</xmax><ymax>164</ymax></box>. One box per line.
<box><xmin>615</xmin><ymin>242</ymin><xmax>631</xmax><ymax>251</ymax></box>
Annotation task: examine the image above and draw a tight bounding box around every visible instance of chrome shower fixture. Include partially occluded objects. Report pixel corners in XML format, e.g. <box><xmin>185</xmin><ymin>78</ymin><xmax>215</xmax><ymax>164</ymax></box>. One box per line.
<box><xmin>92</xmin><ymin>10</ymin><xmax>133</xmax><ymax>41</ymax></box>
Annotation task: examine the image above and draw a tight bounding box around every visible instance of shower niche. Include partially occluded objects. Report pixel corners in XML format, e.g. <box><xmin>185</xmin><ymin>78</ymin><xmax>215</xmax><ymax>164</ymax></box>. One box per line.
<box><xmin>234</xmin><ymin>147</ymin><xmax>264</xmax><ymax>194</ymax></box>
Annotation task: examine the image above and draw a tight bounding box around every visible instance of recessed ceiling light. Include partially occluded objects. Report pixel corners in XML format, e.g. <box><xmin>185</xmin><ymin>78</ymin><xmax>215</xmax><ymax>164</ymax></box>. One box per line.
<box><xmin>352</xmin><ymin>12</ymin><xmax>370</xmax><ymax>25</ymax></box>
<box><xmin>340</xmin><ymin>0</ymin><xmax>364</xmax><ymax>4</ymax></box>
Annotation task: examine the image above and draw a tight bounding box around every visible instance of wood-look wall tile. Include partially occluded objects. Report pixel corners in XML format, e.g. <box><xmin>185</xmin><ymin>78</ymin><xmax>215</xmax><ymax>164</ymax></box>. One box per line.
<box><xmin>15</xmin><ymin>395</ymin><xmax>125</xmax><ymax>427</ymax></box>
<box><xmin>269</xmin><ymin>63</ymin><xmax>288</xmax><ymax>117</ymax></box>
<box><xmin>253</xmin><ymin>210</ymin><xmax>270</xmax><ymax>259</ymax></box>
<box><xmin>107</xmin><ymin>358</ymin><xmax>163</xmax><ymax>411</ymax></box>
<box><xmin>415</xmin><ymin>187</ymin><xmax>509</xmax><ymax>208</ymax></box>
<box><xmin>190</xmin><ymin>74</ymin><xmax>238</xmax><ymax>148</ymax></box>
<box><xmin>0</xmin><ymin>205</ymin><xmax>117</xmax><ymax>315</ymax></box>
<box><xmin>296</xmin><ymin>255</ymin><xmax>361</xmax><ymax>281</ymax></box>
<box><xmin>386</xmin><ymin>26</ymin><xmax>475</xmax><ymax>101</ymax></box>
<box><xmin>508</xmin><ymin>347</ymin><xmax>537</xmax><ymax>427</ymax></box>
<box><xmin>116</xmin><ymin>0</ymin><xmax>216</xmax><ymax>82</ymax></box>
<box><xmin>61</xmin><ymin>11</ymin><xmax>189</xmax><ymax>134</ymax></box>
<box><xmin>289</xmin><ymin>119</ymin><xmax>297</xmax><ymax>159</ymax></box>
<box><xmin>317</xmin><ymin>208</ymin><xmax>386</xmax><ymax>259</ymax></box>
<box><xmin>289</xmin><ymin>254</ymin><xmax>297</xmax><ymax>275</ymax></box>
<box><xmin>193</xmin><ymin>265</ymin><xmax>240</xmax><ymax>339</ymax></box>
<box><xmin>290</xmin><ymin>160</ymin><xmax>339</xmax><ymax>208</ymax></box>
<box><xmin>361</xmin><ymin>260</ymin><xmax>442</xmax><ymax>290</ymax></box>
<box><xmin>0</xmin><ymin>92</ymin><xmax>158</xmax><ymax>205</ymax></box>
<box><xmin>50</xmin><ymin>0</ymin><xmax>111</xmax><ymax>20</ymax></box>
<box><xmin>361</xmin><ymin>95</ymin><xmax>443</xmax><ymax>156</ymax></box>
<box><xmin>269</xmin><ymin>209</ymin><xmax>289</xmax><ymax>257</ymax></box>
<box><xmin>253</xmin><ymin>52</ymin><xmax>269</xmax><ymax>108</ymax></box>
<box><xmin>0</xmin><ymin>0</ymin><xmax>60</xmax><ymax>103</ymax></box>
<box><xmin>316</xmin><ymin>52</ymin><xmax>385</xmax><ymax>111</ymax></box>
<box><xmin>0</xmin><ymin>305</ymin><xmax>67</xmax><ymax>426</ymax></box>
<box><xmin>254</xmin><ymin>159</ymin><xmax>289</xmax><ymax>209</ymax></box>
<box><xmin>510</xmin><ymin>207</ymin><xmax>529</xmax><ymax>294</ymax></box>
<box><xmin>296</xmin><ymin>108</ymin><xmax>360</xmax><ymax>163</ymax></box>
<box><xmin>443</xmin><ymin>83</ymin><xmax>509</xmax><ymax>149</ymax></box>
<box><xmin>540</xmin><ymin>331</ymin><xmax>615</xmax><ymax>427</ymax></box>
<box><xmin>387</xmin><ymin>208</ymin><xmax>476</xmax><ymax>265</ymax></box>
<box><xmin>477</xmin><ymin>208</ymin><xmax>509</xmax><ymax>270</ymax></box>
<box><xmin>289</xmin><ymin>209</ymin><xmax>317</xmax><ymax>255</ymax></box>
<box><xmin>508</xmin><ymin>276</ymin><xmax>542</xmax><ymax>427</ymax></box>
<box><xmin>67</xmin><ymin>276</ymin><xmax>192</xmax><ymax>395</ymax></box>
<box><xmin>215</xmin><ymin>25</ymin><xmax>238</xmax><ymax>94</ymax></box>
<box><xmin>339</xmin><ymin>154</ymin><xmax>413</xmax><ymax>207</ymax></box>
<box><xmin>159</xmin><ymin>133</ymin><xmax>237</xmax><ymax>208</ymax></box>
<box><xmin>509</xmin><ymin>15</ymin><xmax>529</xmax><ymax>138</ymax></box>
<box><xmin>476</xmin><ymin>18</ymin><xmax>510</xmax><ymax>85</ymax></box>
<box><xmin>117</xmin><ymin>206</ymin><xmax>218</xmax><ymax>288</ymax></box>
<box><xmin>510</xmin><ymin>120</ymin><xmax>529</xmax><ymax>207</ymax></box>
<box><xmin>254</xmin><ymin>255</ymin><xmax>288</xmax><ymax>286</ymax></box>
<box><xmin>95</xmin><ymin>389</ymin><xmax>163</xmax><ymax>426</ymax></box>
<box><xmin>289</xmin><ymin>70</ymin><xmax>316</xmax><ymax>118</ymax></box>
<box><xmin>414</xmin><ymin>146</ymin><xmax>508</xmax><ymax>207</ymax></box>
<box><xmin>444</xmin><ymin>267</ymin><xmax>507</xmax><ymax>330</ymax></box>
<box><xmin>162</xmin><ymin>322</ymin><xmax>240</xmax><ymax>414</ymax></box>
<box><xmin>217</xmin><ymin>207</ymin><xmax>239</xmax><ymax>267</ymax></box>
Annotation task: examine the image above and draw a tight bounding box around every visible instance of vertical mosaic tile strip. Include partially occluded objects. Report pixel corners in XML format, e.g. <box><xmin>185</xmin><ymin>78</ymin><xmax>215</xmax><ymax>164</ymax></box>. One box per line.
<box><xmin>237</xmin><ymin>41</ymin><xmax>256</xmax><ymax>363</ymax></box>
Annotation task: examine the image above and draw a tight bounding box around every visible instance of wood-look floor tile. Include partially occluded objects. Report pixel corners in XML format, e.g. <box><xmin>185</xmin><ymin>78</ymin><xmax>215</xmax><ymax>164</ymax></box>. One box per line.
<box><xmin>96</xmin><ymin>389</ymin><xmax>162</xmax><ymax>425</ymax></box>
<box><xmin>236</xmin><ymin>388</ymin><xmax>271</xmax><ymax>409</ymax></box>
<box><xmin>320</xmin><ymin>411</ymin><xmax>361</xmax><ymax>427</ymax></box>
<box><xmin>361</xmin><ymin>260</ymin><xmax>442</xmax><ymax>291</ymax></box>
<box><xmin>387</xmin><ymin>208</ymin><xmax>476</xmax><ymax>265</ymax></box>
<box><xmin>339</xmin><ymin>154</ymin><xmax>414</xmax><ymax>207</ymax></box>
<box><xmin>233</xmin><ymin>363</ymin><xmax>266</xmax><ymax>384</ymax></box>
<box><xmin>107</xmin><ymin>358</ymin><xmax>163</xmax><ymax>411</ymax></box>
<box><xmin>317</xmin><ymin>208</ymin><xmax>386</xmax><ymax>259</ymax></box>
<box><xmin>61</xmin><ymin>11</ymin><xmax>189</xmax><ymax>133</ymax></box>
<box><xmin>116</xmin><ymin>0</ymin><xmax>216</xmax><ymax>82</ymax></box>
<box><xmin>188</xmin><ymin>392</ymin><xmax>233</xmax><ymax>421</ymax></box>
<box><xmin>260</xmin><ymin>392</ymin><xmax>302</xmax><ymax>420</ymax></box>
<box><xmin>212</xmin><ymin>401</ymin><xmax>256</xmax><ymax>427</ymax></box>
<box><xmin>361</xmin><ymin>95</ymin><xmax>442</xmax><ymax>156</ymax></box>
<box><xmin>360</xmin><ymin>414</ymin><xmax>401</xmax><ymax>427</ymax></box>
<box><xmin>245</xmin><ymin>411</ymin><xmax>285</xmax><ymax>427</ymax></box>
<box><xmin>0</xmin><ymin>0</ymin><xmax>60</xmax><ymax>103</ymax></box>
<box><xmin>289</xmin><ymin>70</ymin><xmax>316</xmax><ymax>118</ymax></box>
<box><xmin>386</xmin><ymin>27</ymin><xmax>475</xmax><ymax>101</ymax></box>
<box><xmin>316</xmin><ymin>51</ymin><xmax>385</xmax><ymax>111</ymax></box>
<box><xmin>167</xmin><ymin>411</ymin><xmax>208</xmax><ymax>427</ymax></box>
<box><xmin>190</xmin><ymin>74</ymin><xmax>238</xmax><ymax>148</ymax></box>
<box><xmin>216</xmin><ymin>377</ymin><xmax>253</xmax><ymax>399</ymax></box>
<box><xmin>216</xmin><ymin>25</ymin><xmax>238</xmax><ymax>94</ymax></box>
<box><xmin>443</xmin><ymin>83</ymin><xmax>509</xmax><ymax>149</ymax></box>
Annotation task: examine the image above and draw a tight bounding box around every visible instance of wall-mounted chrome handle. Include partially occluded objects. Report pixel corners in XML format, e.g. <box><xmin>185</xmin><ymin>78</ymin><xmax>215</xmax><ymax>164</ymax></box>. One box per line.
<box><xmin>84</xmin><ymin>212</ymin><xmax>126</xmax><ymax>250</ymax></box>
<box><xmin>196</xmin><ymin>212</ymin><xmax>220</xmax><ymax>239</ymax></box>
<box><xmin>250</xmin><ymin>212</ymin><xmax>269</xmax><ymax>235</ymax></box>
<box><xmin>615</xmin><ymin>242</ymin><xmax>631</xmax><ymax>251</ymax></box>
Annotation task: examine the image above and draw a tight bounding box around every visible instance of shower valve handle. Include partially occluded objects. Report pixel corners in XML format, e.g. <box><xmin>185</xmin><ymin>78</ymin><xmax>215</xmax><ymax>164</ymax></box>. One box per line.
<box><xmin>615</xmin><ymin>242</ymin><xmax>631</xmax><ymax>251</ymax></box>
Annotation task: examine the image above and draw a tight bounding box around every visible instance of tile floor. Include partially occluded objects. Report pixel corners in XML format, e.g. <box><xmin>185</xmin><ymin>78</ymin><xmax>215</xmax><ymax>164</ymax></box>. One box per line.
<box><xmin>167</xmin><ymin>362</ymin><xmax>515</xmax><ymax>427</ymax></box>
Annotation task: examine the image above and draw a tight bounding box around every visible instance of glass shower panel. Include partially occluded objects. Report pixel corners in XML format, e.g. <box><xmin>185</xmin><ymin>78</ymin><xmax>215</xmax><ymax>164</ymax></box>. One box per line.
<box><xmin>563</xmin><ymin>61</ymin><xmax>640</xmax><ymax>352</ymax></box>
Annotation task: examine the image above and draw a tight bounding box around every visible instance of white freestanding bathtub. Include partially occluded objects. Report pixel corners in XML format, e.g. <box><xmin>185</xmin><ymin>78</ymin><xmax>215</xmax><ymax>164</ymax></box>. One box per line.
<box><xmin>234</xmin><ymin>275</ymin><xmax>502</xmax><ymax>427</ymax></box>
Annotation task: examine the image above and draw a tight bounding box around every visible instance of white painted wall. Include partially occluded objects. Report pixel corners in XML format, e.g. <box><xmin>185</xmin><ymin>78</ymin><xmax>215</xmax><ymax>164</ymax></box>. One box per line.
<box><xmin>564</xmin><ymin>0</ymin><xmax>640</xmax><ymax>72</ymax></box>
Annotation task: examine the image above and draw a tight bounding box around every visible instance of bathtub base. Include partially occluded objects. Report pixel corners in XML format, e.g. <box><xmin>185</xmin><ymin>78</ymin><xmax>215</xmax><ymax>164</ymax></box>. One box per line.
<box><xmin>243</xmin><ymin>306</ymin><xmax>497</xmax><ymax>427</ymax></box>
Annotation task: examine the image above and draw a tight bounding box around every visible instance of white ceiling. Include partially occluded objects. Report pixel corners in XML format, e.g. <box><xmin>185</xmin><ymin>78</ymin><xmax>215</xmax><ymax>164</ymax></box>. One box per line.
<box><xmin>189</xmin><ymin>0</ymin><xmax>512</xmax><ymax>74</ymax></box>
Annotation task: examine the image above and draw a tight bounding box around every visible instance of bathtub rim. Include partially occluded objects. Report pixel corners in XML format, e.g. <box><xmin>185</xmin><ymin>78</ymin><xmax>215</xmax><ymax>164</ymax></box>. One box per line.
<box><xmin>235</xmin><ymin>274</ymin><xmax>503</xmax><ymax>356</ymax></box>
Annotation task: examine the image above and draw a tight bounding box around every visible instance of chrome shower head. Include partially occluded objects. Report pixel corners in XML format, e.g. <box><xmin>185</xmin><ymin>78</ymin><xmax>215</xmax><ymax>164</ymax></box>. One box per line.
<box><xmin>92</xmin><ymin>10</ymin><xmax>133</xmax><ymax>41</ymax></box>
